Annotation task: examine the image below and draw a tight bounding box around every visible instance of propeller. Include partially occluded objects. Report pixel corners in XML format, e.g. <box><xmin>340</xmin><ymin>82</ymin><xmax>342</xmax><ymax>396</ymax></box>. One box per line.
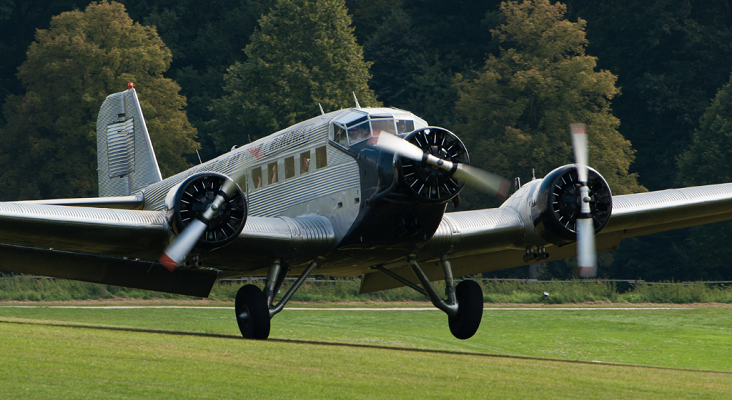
<box><xmin>159</xmin><ymin>178</ymin><xmax>240</xmax><ymax>271</ymax></box>
<box><xmin>570</xmin><ymin>123</ymin><xmax>597</xmax><ymax>278</ymax></box>
<box><xmin>370</xmin><ymin>131</ymin><xmax>510</xmax><ymax>198</ymax></box>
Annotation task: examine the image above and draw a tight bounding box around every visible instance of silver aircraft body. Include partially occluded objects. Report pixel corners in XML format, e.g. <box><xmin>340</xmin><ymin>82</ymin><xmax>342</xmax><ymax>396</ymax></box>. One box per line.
<box><xmin>2</xmin><ymin>86</ymin><xmax>732</xmax><ymax>340</ymax></box>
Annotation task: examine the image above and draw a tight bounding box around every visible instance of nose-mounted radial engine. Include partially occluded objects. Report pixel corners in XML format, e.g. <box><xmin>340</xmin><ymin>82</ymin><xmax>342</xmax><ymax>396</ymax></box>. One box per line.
<box><xmin>395</xmin><ymin>127</ymin><xmax>469</xmax><ymax>203</ymax></box>
<box><xmin>373</xmin><ymin>127</ymin><xmax>509</xmax><ymax>203</ymax></box>
<box><xmin>356</xmin><ymin>127</ymin><xmax>509</xmax><ymax>244</ymax></box>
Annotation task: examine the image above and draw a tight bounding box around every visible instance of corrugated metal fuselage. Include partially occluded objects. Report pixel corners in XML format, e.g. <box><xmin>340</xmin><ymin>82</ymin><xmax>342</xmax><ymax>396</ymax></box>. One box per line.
<box><xmin>136</xmin><ymin>109</ymin><xmax>447</xmax><ymax>273</ymax></box>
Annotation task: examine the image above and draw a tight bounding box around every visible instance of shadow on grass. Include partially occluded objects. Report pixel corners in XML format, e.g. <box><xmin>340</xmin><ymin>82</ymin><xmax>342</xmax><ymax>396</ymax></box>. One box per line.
<box><xmin>2</xmin><ymin>317</ymin><xmax>730</xmax><ymax>375</ymax></box>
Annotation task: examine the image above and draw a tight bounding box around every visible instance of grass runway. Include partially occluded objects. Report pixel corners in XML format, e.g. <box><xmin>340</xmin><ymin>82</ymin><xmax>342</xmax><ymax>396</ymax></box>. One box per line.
<box><xmin>0</xmin><ymin>302</ymin><xmax>730</xmax><ymax>399</ymax></box>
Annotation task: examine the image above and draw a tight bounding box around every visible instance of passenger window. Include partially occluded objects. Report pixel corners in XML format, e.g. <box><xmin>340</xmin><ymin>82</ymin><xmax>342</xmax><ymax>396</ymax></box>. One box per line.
<box><xmin>251</xmin><ymin>167</ymin><xmax>263</xmax><ymax>189</ymax></box>
<box><xmin>300</xmin><ymin>151</ymin><xmax>311</xmax><ymax>174</ymax></box>
<box><xmin>334</xmin><ymin>124</ymin><xmax>348</xmax><ymax>146</ymax></box>
<box><xmin>396</xmin><ymin>119</ymin><xmax>415</xmax><ymax>134</ymax></box>
<box><xmin>285</xmin><ymin>157</ymin><xmax>295</xmax><ymax>179</ymax></box>
<box><xmin>315</xmin><ymin>146</ymin><xmax>327</xmax><ymax>169</ymax></box>
<box><xmin>268</xmin><ymin>162</ymin><xmax>278</xmax><ymax>184</ymax></box>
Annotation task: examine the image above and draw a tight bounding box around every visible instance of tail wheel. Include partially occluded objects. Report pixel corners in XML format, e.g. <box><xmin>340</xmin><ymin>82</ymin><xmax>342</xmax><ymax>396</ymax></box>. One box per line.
<box><xmin>448</xmin><ymin>280</ymin><xmax>483</xmax><ymax>340</ymax></box>
<box><xmin>235</xmin><ymin>284</ymin><xmax>270</xmax><ymax>340</ymax></box>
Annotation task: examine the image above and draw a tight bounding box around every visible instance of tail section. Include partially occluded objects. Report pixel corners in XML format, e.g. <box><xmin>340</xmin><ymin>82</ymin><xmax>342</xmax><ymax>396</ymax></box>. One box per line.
<box><xmin>96</xmin><ymin>85</ymin><xmax>163</xmax><ymax>196</ymax></box>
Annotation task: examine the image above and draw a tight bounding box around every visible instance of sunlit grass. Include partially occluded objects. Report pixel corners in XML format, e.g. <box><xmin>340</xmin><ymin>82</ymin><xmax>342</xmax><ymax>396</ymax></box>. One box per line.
<box><xmin>1</xmin><ymin>305</ymin><xmax>730</xmax><ymax>367</ymax></box>
<box><xmin>2</xmin><ymin>320</ymin><xmax>729</xmax><ymax>400</ymax></box>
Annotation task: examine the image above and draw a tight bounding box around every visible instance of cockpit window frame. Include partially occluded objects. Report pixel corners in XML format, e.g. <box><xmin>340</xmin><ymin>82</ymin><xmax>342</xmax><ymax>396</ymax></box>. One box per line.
<box><xmin>329</xmin><ymin>109</ymin><xmax>429</xmax><ymax>150</ymax></box>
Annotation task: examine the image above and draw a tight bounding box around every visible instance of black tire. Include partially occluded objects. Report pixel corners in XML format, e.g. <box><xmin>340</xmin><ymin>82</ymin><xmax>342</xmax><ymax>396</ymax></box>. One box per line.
<box><xmin>448</xmin><ymin>280</ymin><xmax>483</xmax><ymax>340</ymax></box>
<box><xmin>235</xmin><ymin>284</ymin><xmax>271</xmax><ymax>340</ymax></box>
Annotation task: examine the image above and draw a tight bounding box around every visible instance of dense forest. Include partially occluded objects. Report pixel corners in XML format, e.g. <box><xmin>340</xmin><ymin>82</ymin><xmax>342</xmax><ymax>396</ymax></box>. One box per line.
<box><xmin>1</xmin><ymin>0</ymin><xmax>731</xmax><ymax>281</ymax></box>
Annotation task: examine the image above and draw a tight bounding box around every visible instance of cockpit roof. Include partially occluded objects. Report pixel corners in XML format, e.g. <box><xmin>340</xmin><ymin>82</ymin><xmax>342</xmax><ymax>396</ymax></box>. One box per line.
<box><xmin>330</xmin><ymin>107</ymin><xmax>428</xmax><ymax>127</ymax></box>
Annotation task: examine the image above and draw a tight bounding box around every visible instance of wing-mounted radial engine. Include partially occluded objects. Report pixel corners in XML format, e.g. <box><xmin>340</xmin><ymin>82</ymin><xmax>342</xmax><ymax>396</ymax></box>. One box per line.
<box><xmin>395</xmin><ymin>127</ymin><xmax>469</xmax><ymax>203</ymax></box>
<box><xmin>532</xmin><ymin>164</ymin><xmax>613</xmax><ymax>247</ymax></box>
<box><xmin>159</xmin><ymin>172</ymin><xmax>247</xmax><ymax>269</ymax></box>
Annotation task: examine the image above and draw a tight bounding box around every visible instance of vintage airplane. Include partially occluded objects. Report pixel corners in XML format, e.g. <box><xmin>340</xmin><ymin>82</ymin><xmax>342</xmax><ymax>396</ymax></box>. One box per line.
<box><xmin>2</xmin><ymin>84</ymin><xmax>732</xmax><ymax>341</ymax></box>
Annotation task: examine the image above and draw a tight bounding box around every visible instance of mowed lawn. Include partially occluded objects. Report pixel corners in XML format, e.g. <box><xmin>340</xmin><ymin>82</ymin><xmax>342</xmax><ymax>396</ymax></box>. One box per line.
<box><xmin>0</xmin><ymin>304</ymin><xmax>730</xmax><ymax>399</ymax></box>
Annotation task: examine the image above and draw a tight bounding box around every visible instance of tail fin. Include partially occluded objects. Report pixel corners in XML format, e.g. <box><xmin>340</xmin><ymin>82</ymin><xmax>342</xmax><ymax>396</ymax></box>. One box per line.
<box><xmin>96</xmin><ymin>86</ymin><xmax>162</xmax><ymax>197</ymax></box>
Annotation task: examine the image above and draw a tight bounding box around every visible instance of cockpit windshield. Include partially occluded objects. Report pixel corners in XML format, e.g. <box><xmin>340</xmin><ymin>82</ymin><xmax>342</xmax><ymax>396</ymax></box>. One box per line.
<box><xmin>331</xmin><ymin>109</ymin><xmax>426</xmax><ymax>147</ymax></box>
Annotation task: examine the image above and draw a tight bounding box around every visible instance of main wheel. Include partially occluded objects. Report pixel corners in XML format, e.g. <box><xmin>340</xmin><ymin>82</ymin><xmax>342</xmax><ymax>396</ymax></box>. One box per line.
<box><xmin>235</xmin><ymin>284</ymin><xmax>271</xmax><ymax>340</ymax></box>
<box><xmin>448</xmin><ymin>280</ymin><xmax>483</xmax><ymax>340</ymax></box>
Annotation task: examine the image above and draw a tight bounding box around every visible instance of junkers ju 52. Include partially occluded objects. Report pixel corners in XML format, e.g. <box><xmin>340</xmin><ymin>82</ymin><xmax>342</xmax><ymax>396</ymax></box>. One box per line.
<box><xmin>2</xmin><ymin>86</ymin><xmax>732</xmax><ymax>340</ymax></box>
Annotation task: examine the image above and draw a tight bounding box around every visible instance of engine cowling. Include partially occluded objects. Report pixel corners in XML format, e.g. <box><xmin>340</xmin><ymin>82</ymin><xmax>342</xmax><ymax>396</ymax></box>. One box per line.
<box><xmin>533</xmin><ymin>165</ymin><xmax>612</xmax><ymax>246</ymax></box>
<box><xmin>165</xmin><ymin>172</ymin><xmax>247</xmax><ymax>249</ymax></box>
<box><xmin>395</xmin><ymin>127</ymin><xmax>469</xmax><ymax>203</ymax></box>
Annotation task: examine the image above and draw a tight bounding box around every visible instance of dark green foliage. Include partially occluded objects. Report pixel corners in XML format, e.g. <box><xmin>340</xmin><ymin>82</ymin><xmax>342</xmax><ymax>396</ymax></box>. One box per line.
<box><xmin>210</xmin><ymin>0</ymin><xmax>378</xmax><ymax>151</ymax></box>
<box><xmin>670</xmin><ymin>73</ymin><xmax>732</xmax><ymax>282</ymax></box>
<box><xmin>0</xmin><ymin>0</ymin><xmax>97</xmax><ymax>126</ymax></box>
<box><xmin>361</xmin><ymin>5</ymin><xmax>459</xmax><ymax>127</ymax></box>
<box><xmin>570</xmin><ymin>0</ymin><xmax>732</xmax><ymax>192</ymax></box>
<box><xmin>0</xmin><ymin>1</ymin><xmax>198</xmax><ymax>200</ymax></box>
<box><xmin>120</xmin><ymin>0</ymin><xmax>276</xmax><ymax>161</ymax></box>
<box><xmin>357</xmin><ymin>0</ymin><xmax>500</xmax><ymax>127</ymax></box>
<box><xmin>678</xmin><ymin>72</ymin><xmax>732</xmax><ymax>187</ymax></box>
<box><xmin>455</xmin><ymin>0</ymin><xmax>643</xmax><ymax>203</ymax></box>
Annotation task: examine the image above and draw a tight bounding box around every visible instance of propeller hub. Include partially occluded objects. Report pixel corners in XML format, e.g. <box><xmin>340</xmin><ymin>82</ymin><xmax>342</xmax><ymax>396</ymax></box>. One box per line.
<box><xmin>166</xmin><ymin>172</ymin><xmax>248</xmax><ymax>249</ymax></box>
<box><xmin>533</xmin><ymin>165</ymin><xmax>612</xmax><ymax>246</ymax></box>
<box><xmin>395</xmin><ymin>128</ymin><xmax>469</xmax><ymax>203</ymax></box>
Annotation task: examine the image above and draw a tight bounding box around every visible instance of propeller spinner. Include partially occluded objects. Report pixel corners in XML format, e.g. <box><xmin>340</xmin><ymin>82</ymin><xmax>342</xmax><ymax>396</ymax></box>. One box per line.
<box><xmin>570</xmin><ymin>123</ymin><xmax>598</xmax><ymax>278</ymax></box>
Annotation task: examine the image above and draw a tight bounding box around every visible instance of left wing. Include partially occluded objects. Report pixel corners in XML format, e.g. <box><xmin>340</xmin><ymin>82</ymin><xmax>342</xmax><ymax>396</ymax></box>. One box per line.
<box><xmin>360</xmin><ymin>182</ymin><xmax>732</xmax><ymax>293</ymax></box>
<box><xmin>0</xmin><ymin>202</ymin><xmax>335</xmax><ymax>296</ymax></box>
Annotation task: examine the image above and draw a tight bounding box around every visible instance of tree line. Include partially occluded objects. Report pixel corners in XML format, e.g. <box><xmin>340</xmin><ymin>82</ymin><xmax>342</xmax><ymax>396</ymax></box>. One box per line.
<box><xmin>0</xmin><ymin>0</ymin><xmax>731</xmax><ymax>281</ymax></box>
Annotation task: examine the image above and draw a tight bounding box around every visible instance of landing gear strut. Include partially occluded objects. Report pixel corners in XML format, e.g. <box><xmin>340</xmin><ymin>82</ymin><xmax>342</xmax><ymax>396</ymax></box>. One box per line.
<box><xmin>374</xmin><ymin>254</ymin><xmax>483</xmax><ymax>339</ymax></box>
<box><xmin>234</xmin><ymin>258</ymin><xmax>321</xmax><ymax>340</ymax></box>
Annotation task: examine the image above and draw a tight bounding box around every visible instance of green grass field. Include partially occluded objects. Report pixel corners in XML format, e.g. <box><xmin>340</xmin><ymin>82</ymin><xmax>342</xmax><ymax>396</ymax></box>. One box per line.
<box><xmin>0</xmin><ymin>303</ymin><xmax>730</xmax><ymax>399</ymax></box>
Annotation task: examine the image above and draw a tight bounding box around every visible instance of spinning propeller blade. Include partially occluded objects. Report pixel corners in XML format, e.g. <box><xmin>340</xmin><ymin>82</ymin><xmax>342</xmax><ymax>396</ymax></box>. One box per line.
<box><xmin>453</xmin><ymin>164</ymin><xmax>511</xmax><ymax>199</ymax></box>
<box><xmin>570</xmin><ymin>124</ymin><xmax>597</xmax><ymax>278</ymax></box>
<box><xmin>371</xmin><ymin>131</ymin><xmax>510</xmax><ymax>198</ymax></box>
<box><xmin>159</xmin><ymin>179</ymin><xmax>240</xmax><ymax>271</ymax></box>
<box><xmin>369</xmin><ymin>130</ymin><xmax>425</xmax><ymax>161</ymax></box>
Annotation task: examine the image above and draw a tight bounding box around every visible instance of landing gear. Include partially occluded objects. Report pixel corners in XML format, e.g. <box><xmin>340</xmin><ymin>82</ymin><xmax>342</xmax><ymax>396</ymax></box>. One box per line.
<box><xmin>374</xmin><ymin>254</ymin><xmax>484</xmax><ymax>340</ymax></box>
<box><xmin>235</xmin><ymin>284</ymin><xmax>270</xmax><ymax>340</ymax></box>
<box><xmin>448</xmin><ymin>280</ymin><xmax>483</xmax><ymax>339</ymax></box>
<box><xmin>234</xmin><ymin>258</ymin><xmax>321</xmax><ymax>340</ymax></box>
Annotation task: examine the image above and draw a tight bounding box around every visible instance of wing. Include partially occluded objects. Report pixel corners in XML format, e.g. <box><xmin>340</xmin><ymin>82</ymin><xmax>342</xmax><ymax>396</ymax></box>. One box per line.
<box><xmin>0</xmin><ymin>202</ymin><xmax>335</xmax><ymax>296</ymax></box>
<box><xmin>359</xmin><ymin>182</ymin><xmax>732</xmax><ymax>293</ymax></box>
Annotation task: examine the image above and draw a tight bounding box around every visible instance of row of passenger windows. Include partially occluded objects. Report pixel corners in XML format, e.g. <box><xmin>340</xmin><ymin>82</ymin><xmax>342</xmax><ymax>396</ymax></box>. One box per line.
<box><xmin>249</xmin><ymin>146</ymin><xmax>327</xmax><ymax>190</ymax></box>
